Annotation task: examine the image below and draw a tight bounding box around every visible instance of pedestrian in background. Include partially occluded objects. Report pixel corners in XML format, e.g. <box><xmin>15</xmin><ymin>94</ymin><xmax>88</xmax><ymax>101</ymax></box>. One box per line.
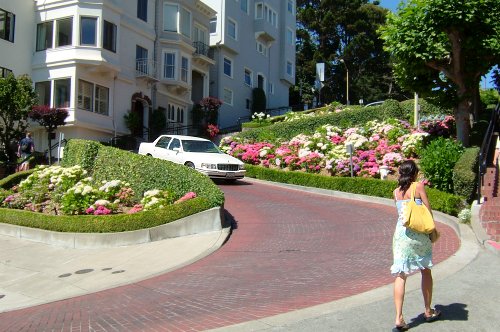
<box><xmin>17</xmin><ymin>132</ymin><xmax>34</xmax><ymax>171</ymax></box>
<box><xmin>391</xmin><ymin>160</ymin><xmax>441</xmax><ymax>331</ymax></box>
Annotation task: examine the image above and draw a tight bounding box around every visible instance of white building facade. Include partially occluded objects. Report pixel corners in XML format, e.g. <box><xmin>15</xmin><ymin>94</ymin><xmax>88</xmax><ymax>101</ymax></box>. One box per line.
<box><xmin>203</xmin><ymin>0</ymin><xmax>296</xmax><ymax>129</ymax></box>
<box><xmin>0</xmin><ymin>0</ymin><xmax>295</xmax><ymax>152</ymax></box>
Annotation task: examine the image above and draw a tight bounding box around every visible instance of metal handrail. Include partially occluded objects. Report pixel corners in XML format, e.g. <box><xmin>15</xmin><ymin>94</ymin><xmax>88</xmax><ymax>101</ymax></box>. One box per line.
<box><xmin>477</xmin><ymin>103</ymin><xmax>500</xmax><ymax>203</ymax></box>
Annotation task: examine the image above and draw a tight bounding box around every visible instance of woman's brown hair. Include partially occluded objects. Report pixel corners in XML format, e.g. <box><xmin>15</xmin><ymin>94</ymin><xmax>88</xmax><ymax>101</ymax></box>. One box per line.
<box><xmin>397</xmin><ymin>160</ymin><xmax>419</xmax><ymax>195</ymax></box>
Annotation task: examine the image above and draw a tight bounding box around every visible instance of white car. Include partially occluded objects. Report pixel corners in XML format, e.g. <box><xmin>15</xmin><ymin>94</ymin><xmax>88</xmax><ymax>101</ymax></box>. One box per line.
<box><xmin>138</xmin><ymin>135</ymin><xmax>246</xmax><ymax>180</ymax></box>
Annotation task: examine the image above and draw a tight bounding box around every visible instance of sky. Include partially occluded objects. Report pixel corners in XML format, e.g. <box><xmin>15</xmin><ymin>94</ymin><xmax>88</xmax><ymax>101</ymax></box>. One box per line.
<box><xmin>377</xmin><ymin>0</ymin><xmax>495</xmax><ymax>88</ymax></box>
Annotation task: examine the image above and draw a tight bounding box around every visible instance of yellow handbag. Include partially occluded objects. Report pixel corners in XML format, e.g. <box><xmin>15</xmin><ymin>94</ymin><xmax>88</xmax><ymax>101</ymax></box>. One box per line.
<box><xmin>402</xmin><ymin>182</ymin><xmax>436</xmax><ymax>234</ymax></box>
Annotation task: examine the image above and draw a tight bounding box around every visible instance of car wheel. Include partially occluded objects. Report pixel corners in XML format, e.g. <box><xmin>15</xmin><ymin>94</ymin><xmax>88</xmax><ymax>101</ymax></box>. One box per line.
<box><xmin>146</xmin><ymin>153</ymin><xmax>152</xmax><ymax>156</ymax></box>
<box><xmin>185</xmin><ymin>162</ymin><xmax>195</xmax><ymax>169</ymax></box>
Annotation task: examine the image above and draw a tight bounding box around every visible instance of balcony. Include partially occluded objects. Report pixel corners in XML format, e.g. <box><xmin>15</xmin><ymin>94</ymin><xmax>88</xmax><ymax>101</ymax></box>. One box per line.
<box><xmin>192</xmin><ymin>41</ymin><xmax>215</xmax><ymax>67</ymax></box>
<box><xmin>254</xmin><ymin>18</ymin><xmax>277</xmax><ymax>43</ymax></box>
<box><xmin>135</xmin><ymin>58</ymin><xmax>159</xmax><ymax>83</ymax></box>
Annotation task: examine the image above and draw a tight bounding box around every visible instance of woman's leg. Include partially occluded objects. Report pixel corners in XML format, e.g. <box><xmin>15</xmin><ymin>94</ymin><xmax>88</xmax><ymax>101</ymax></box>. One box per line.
<box><xmin>394</xmin><ymin>273</ymin><xmax>407</xmax><ymax>325</ymax></box>
<box><xmin>421</xmin><ymin>268</ymin><xmax>433</xmax><ymax>315</ymax></box>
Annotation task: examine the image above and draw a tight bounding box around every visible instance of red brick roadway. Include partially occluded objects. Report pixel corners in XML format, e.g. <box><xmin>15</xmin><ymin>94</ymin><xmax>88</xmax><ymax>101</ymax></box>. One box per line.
<box><xmin>0</xmin><ymin>180</ymin><xmax>459</xmax><ymax>331</ymax></box>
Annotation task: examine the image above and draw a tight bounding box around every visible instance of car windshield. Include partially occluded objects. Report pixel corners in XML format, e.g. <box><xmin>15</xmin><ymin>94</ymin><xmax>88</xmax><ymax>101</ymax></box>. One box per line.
<box><xmin>182</xmin><ymin>140</ymin><xmax>221</xmax><ymax>153</ymax></box>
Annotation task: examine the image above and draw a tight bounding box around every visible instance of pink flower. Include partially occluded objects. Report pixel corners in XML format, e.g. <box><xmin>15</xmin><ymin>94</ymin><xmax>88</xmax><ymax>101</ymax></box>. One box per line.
<box><xmin>86</xmin><ymin>206</ymin><xmax>95</xmax><ymax>214</ymax></box>
<box><xmin>174</xmin><ymin>192</ymin><xmax>197</xmax><ymax>204</ymax></box>
<box><xmin>128</xmin><ymin>204</ymin><xmax>144</xmax><ymax>214</ymax></box>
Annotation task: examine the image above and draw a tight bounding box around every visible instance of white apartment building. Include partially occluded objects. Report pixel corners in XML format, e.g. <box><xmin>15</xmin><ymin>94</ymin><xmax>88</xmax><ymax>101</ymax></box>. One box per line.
<box><xmin>0</xmin><ymin>0</ymin><xmax>295</xmax><ymax>153</ymax></box>
<box><xmin>203</xmin><ymin>0</ymin><xmax>296</xmax><ymax>128</ymax></box>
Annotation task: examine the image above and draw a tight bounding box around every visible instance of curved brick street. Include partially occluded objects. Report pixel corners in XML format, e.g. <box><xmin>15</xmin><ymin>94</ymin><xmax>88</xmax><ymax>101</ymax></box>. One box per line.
<box><xmin>0</xmin><ymin>180</ymin><xmax>459</xmax><ymax>331</ymax></box>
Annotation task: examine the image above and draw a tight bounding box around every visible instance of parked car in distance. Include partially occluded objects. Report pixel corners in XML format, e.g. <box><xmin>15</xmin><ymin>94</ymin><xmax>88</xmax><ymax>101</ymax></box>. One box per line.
<box><xmin>138</xmin><ymin>135</ymin><xmax>245</xmax><ymax>181</ymax></box>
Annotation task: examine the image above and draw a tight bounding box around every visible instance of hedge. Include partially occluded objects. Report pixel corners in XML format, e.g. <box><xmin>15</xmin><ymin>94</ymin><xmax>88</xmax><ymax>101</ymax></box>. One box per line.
<box><xmin>0</xmin><ymin>139</ymin><xmax>224</xmax><ymax>233</ymax></box>
<box><xmin>245</xmin><ymin>165</ymin><xmax>464</xmax><ymax>216</ymax></box>
<box><xmin>453</xmin><ymin>147</ymin><xmax>480</xmax><ymax>202</ymax></box>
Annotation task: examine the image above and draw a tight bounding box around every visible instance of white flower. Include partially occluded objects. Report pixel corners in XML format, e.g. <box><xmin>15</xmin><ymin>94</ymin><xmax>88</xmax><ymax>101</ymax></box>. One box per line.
<box><xmin>144</xmin><ymin>189</ymin><xmax>160</xmax><ymax>197</ymax></box>
<box><xmin>95</xmin><ymin>199</ymin><xmax>110</xmax><ymax>206</ymax></box>
<box><xmin>275</xmin><ymin>158</ymin><xmax>281</xmax><ymax>166</ymax></box>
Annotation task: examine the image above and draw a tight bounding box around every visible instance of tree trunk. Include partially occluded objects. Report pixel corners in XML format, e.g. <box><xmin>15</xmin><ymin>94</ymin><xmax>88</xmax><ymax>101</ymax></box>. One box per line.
<box><xmin>455</xmin><ymin>97</ymin><xmax>471</xmax><ymax>147</ymax></box>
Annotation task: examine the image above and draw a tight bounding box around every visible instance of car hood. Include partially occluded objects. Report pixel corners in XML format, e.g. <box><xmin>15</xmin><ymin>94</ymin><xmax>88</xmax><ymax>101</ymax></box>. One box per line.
<box><xmin>185</xmin><ymin>152</ymin><xmax>244</xmax><ymax>164</ymax></box>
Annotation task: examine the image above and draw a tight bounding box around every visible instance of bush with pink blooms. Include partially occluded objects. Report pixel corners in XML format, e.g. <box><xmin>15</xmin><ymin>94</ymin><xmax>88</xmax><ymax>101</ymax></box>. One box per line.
<box><xmin>220</xmin><ymin>117</ymin><xmax>455</xmax><ymax>179</ymax></box>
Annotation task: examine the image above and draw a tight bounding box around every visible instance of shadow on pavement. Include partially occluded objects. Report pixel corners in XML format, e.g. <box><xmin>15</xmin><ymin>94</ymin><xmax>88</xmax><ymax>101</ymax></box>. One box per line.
<box><xmin>408</xmin><ymin>303</ymin><xmax>468</xmax><ymax>328</ymax></box>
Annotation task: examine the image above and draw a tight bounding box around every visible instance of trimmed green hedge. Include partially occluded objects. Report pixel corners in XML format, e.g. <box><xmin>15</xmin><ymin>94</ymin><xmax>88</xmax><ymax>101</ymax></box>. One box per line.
<box><xmin>453</xmin><ymin>147</ymin><xmax>480</xmax><ymax>202</ymax></box>
<box><xmin>234</xmin><ymin>101</ymin><xmax>407</xmax><ymax>143</ymax></box>
<box><xmin>0</xmin><ymin>139</ymin><xmax>224</xmax><ymax>233</ymax></box>
<box><xmin>245</xmin><ymin>165</ymin><xmax>464</xmax><ymax>216</ymax></box>
<box><xmin>0</xmin><ymin>198</ymin><xmax>212</xmax><ymax>233</ymax></box>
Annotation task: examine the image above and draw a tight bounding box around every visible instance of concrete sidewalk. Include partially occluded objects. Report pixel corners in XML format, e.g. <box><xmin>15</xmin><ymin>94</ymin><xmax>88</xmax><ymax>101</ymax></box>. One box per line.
<box><xmin>0</xmin><ymin>228</ymin><xmax>229</xmax><ymax>313</ymax></box>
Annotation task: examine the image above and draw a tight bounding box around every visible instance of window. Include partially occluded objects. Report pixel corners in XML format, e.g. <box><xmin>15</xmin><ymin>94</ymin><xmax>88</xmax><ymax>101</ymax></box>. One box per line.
<box><xmin>156</xmin><ymin>136</ymin><xmax>171</xmax><ymax>148</ymax></box>
<box><xmin>77</xmin><ymin>79</ymin><xmax>93</xmax><ymax>112</ymax></box>
<box><xmin>54</xmin><ymin>78</ymin><xmax>71</xmax><ymax>108</ymax></box>
<box><xmin>137</xmin><ymin>0</ymin><xmax>148</xmax><ymax>22</ymax></box>
<box><xmin>168</xmin><ymin>104</ymin><xmax>175</xmax><ymax>121</ymax></box>
<box><xmin>80</xmin><ymin>17</ymin><xmax>97</xmax><ymax>45</ymax></box>
<box><xmin>0</xmin><ymin>8</ymin><xmax>15</xmax><ymax>42</ymax></box>
<box><xmin>103</xmin><ymin>20</ymin><xmax>117</xmax><ymax>52</ymax></box>
<box><xmin>256</xmin><ymin>3</ymin><xmax>263</xmax><ymax>19</ymax></box>
<box><xmin>193</xmin><ymin>25</ymin><xmax>207</xmax><ymax>44</ymax></box>
<box><xmin>56</xmin><ymin>18</ymin><xmax>72</xmax><ymax>47</ymax></box>
<box><xmin>244</xmin><ymin>68</ymin><xmax>252</xmax><ymax>86</ymax></box>
<box><xmin>256</xmin><ymin>41</ymin><xmax>267</xmax><ymax>56</ymax></box>
<box><xmin>255</xmin><ymin>3</ymin><xmax>277</xmax><ymax>27</ymax></box>
<box><xmin>176</xmin><ymin>107</ymin><xmax>184</xmax><ymax>123</ymax></box>
<box><xmin>240</xmin><ymin>0</ymin><xmax>248</xmax><ymax>14</ymax></box>
<box><xmin>288</xmin><ymin>1</ymin><xmax>294</xmax><ymax>14</ymax></box>
<box><xmin>180</xmin><ymin>7</ymin><xmax>191</xmax><ymax>38</ymax></box>
<box><xmin>287</xmin><ymin>61</ymin><xmax>293</xmax><ymax>76</ymax></box>
<box><xmin>227</xmin><ymin>19</ymin><xmax>237</xmax><ymax>39</ymax></box>
<box><xmin>286</xmin><ymin>28</ymin><xmax>294</xmax><ymax>45</ymax></box>
<box><xmin>268</xmin><ymin>82</ymin><xmax>274</xmax><ymax>94</ymax></box>
<box><xmin>181</xmin><ymin>56</ymin><xmax>188</xmax><ymax>82</ymax></box>
<box><xmin>169</xmin><ymin>138</ymin><xmax>180</xmax><ymax>150</ymax></box>
<box><xmin>35</xmin><ymin>81</ymin><xmax>51</xmax><ymax>105</ymax></box>
<box><xmin>36</xmin><ymin>21</ymin><xmax>53</xmax><ymax>51</ymax></box>
<box><xmin>95</xmin><ymin>84</ymin><xmax>109</xmax><ymax>115</ymax></box>
<box><xmin>163</xmin><ymin>3</ymin><xmax>178</xmax><ymax>32</ymax></box>
<box><xmin>0</xmin><ymin>66</ymin><xmax>12</xmax><ymax>78</ymax></box>
<box><xmin>164</xmin><ymin>52</ymin><xmax>176</xmax><ymax>79</ymax></box>
<box><xmin>223</xmin><ymin>88</ymin><xmax>233</xmax><ymax>105</ymax></box>
<box><xmin>209</xmin><ymin>18</ymin><xmax>217</xmax><ymax>34</ymax></box>
<box><xmin>136</xmin><ymin>45</ymin><xmax>148</xmax><ymax>74</ymax></box>
<box><xmin>223</xmin><ymin>57</ymin><xmax>232</xmax><ymax>77</ymax></box>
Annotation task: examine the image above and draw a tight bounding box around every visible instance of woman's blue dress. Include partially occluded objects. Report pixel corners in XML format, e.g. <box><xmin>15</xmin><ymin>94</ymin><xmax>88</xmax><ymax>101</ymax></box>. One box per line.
<box><xmin>391</xmin><ymin>198</ymin><xmax>433</xmax><ymax>276</ymax></box>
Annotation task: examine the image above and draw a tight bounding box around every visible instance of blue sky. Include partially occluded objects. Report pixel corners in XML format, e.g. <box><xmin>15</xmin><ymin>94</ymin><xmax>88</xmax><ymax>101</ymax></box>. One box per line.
<box><xmin>377</xmin><ymin>0</ymin><xmax>495</xmax><ymax>88</ymax></box>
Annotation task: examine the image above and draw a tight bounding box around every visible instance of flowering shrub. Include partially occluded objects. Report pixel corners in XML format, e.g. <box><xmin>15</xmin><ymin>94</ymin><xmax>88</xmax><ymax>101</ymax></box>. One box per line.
<box><xmin>206</xmin><ymin>124</ymin><xmax>220</xmax><ymax>139</ymax></box>
<box><xmin>220</xmin><ymin>116</ymin><xmax>457</xmax><ymax>183</ymax></box>
<box><xmin>252</xmin><ymin>112</ymin><xmax>271</xmax><ymax>124</ymax></box>
<box><xmin>1</xmin><ymin>165</ymin><xmax>197</xmax><ymax>215</ymax></box>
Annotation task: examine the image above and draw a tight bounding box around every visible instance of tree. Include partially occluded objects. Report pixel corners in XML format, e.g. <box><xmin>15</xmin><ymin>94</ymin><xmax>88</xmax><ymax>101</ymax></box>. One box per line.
<box><xmin>29</xmin><ymin>105</ymin><xmax>68</xmax><ymax>164</ymax></box>
<box><xmin>0</xmin><ymin>74</ymin><xmax>38</xmax><ymax>165</ymax></box>
<box><xmin>295</xmin><ymin>0</ymin><xmax>404</xmax><ymax>105</ymax></box>
<box><xmin>251</xmin><ymin>88</ymin><xmax>267</xmax><ymax>114</ymax></box>
<box><xmin>379</xmin><ymin>0</ymin><xmax>500</xmax><ymax>147</ymax></box>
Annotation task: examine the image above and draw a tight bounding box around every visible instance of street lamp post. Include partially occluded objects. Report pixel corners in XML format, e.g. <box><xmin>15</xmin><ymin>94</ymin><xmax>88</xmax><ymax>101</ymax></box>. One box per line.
<box><xmin>340</xmin><ymin>59</ymin><xmax>350</xmax><ymax>105</ymax></box>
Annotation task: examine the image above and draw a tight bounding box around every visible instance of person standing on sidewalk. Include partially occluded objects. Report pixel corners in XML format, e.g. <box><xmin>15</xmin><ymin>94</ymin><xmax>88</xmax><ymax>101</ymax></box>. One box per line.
<box><xmin>391</xmin><ymin>160</ymin><xmax>441</xmax><ymax>331</ymax></box>
<box><xmin>17</xmin><ymin>132</ymin><xmax>35</xmax><ymax>171</ymax></box>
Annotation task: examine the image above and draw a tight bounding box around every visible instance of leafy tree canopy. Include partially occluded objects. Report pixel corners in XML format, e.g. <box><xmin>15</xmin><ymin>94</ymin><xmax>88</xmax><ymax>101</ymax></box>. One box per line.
<box><xmin>379</xmin><ymin>0</ymin><xmax>500</xmax><ymax>146</ymax></box>
<box><xmin>0</xmin><ymin>74</ymin><xmax>38</xmax><ymax>163</ymax></box>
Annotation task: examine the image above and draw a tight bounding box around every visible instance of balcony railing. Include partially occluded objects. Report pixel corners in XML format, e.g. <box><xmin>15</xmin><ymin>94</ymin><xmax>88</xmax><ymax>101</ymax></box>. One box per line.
<box><xmin>193</xmin><ymin>41</ymin><xmax>212</xmax><ymax>59</ymax></box>
<box><xmin>135</xmin><ymin>58</ymin><xmax>158</xmax><ymax>80</ymax></box>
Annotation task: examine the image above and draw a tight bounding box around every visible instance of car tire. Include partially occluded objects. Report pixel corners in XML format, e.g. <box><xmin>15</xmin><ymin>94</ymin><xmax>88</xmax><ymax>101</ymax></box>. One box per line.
<box><xmin>146</xmin><ymin>153</ymin><xmax>152</xmax><ymax>156</ymax></box>
<box><xmin>185</xmin><ymin>162</ymin><xmax>195</xmax><ymax>169</ymax></box>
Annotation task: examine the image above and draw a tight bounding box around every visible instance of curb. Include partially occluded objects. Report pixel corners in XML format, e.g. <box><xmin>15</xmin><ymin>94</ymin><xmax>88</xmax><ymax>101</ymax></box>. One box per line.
<box><xmin>0</xmin><ymin>206</ymin><xmax>225</xmax><ymax>249</ymax></box>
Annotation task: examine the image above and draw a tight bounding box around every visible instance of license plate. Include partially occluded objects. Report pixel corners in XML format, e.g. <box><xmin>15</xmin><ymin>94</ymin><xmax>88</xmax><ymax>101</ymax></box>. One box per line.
<box><xmin>225</xmin><ymin>172</ymin><xmax>235</xmax><ymax>178</ymax></box>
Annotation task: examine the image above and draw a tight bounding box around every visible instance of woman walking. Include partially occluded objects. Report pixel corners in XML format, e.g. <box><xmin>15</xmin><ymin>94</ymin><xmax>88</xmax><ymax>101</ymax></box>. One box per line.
<box><xmin>391</xmin><ymin>160</ymin><xmax>441</xmax><ymax>331</ymax></box>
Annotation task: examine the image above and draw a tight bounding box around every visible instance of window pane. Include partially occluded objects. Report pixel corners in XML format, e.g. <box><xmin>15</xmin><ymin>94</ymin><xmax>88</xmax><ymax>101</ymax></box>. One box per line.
<box><xmin>0</xmin><ymin>11</ymin><xmax>5</xmax><ymax>40</ymax></box>
<box><xmin>223</xmin><ymin>58</ymin><xmax>231</xmax><ymax>76</ymax></box>
<box><xmin>137</xmin><ymin>0</ymin><xmax>148</xmax><ymax>21</ymax></box>
<box><xmin>0</xmin><ymin>10</ymin><xmax>15</xmax><ymax>42</ymax></box>
<box><xmin>228</xmin><ymin>20</ymin><xmax>236</xmax><ymax>39</ymax></box>
<box><xmin>180</xmin><ymin>8</ymin><xmax>191</xmax><ymax>38</ymax></box>
<box><xmin>78</xmin><ymin>79</ymin><xmax>93</xmax><ymax>111</ymax></box>
<box><xmin>223</xmin><ymin>88</ymin><xmax>232</xmax><ymax>105</ymax></box>
<box><xmin>81</xmin><ymin>17</ymin><xmax>96</xmax><ymax>45</ymax></box>
<box><xmin>54</xmin><ymin>78</ymin><xmax>71</xmax><ymax>108</ymax></box>
<box><xmin>36</xmin><ymin>21</ymin><xmax>53</xmax><ymax>51</ymax></box>
<box><xmin>181</xmin><ymin>57</ymin><xmax>188</xmax><ymax>82</ymax></box>
<box><xmin>241</xmin><ymin>0</ymin><xmax>248</xmax><ymax>13</ymax></box>
<box><xmin>56</xmin><ymin>18</ymin><xmax>72</xmax><ymax>47</ymax></box>
<box><xmin>95</xmin><ymin>85</ymin><xmax>109</xmax><ymax>115</ymax></box>
<box><xmin>244</xmin><ymin>69</ymin><xmax>251</xmax><ymax>86</ymax></box>
<box><xmin>136</xmin><ymin>45</ymin><xmax>148</xmax><ymax>73</ymax></box>
<box><xmin>209</xmin><ymin>18</ymin><xmax>216</xmax><ymax>33</ymax></box>
<box><xmin>163</xmin><ymin>4</ymin><xmax>177</xmax><ymax>32</ymax></box>
<box><xmin>164</xmin><ymin>53</ymin><xmax>175</xmax><ymax>79</ymax></box>
<box><xmin>103</xmin><ymin>20</ymin><xmax>117</xmax><ymax>52</ymax></box>
<box><xmin>35</xmin><ymin>81</ymin><xmax>51</xmax><ymax>105</ymax></box>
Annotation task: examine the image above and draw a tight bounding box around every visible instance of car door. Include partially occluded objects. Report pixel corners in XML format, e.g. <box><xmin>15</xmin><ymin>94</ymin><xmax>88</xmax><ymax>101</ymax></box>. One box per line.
<box><xmin>165</xmin><ymin>138</ymin><xmax>184</xmax><ymax>164</ymax></box>
<box><xmin>153</xmin><ymin>136</ymin><xmax>172</xmax><ymax>160</ymax></box>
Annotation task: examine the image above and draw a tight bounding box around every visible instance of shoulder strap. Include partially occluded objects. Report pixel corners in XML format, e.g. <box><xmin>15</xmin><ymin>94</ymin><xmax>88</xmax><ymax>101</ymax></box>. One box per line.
<box><xmin>410</xmin><ymin>182</ymin><xmax>417</xmax><ymax>201</ymax></box>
